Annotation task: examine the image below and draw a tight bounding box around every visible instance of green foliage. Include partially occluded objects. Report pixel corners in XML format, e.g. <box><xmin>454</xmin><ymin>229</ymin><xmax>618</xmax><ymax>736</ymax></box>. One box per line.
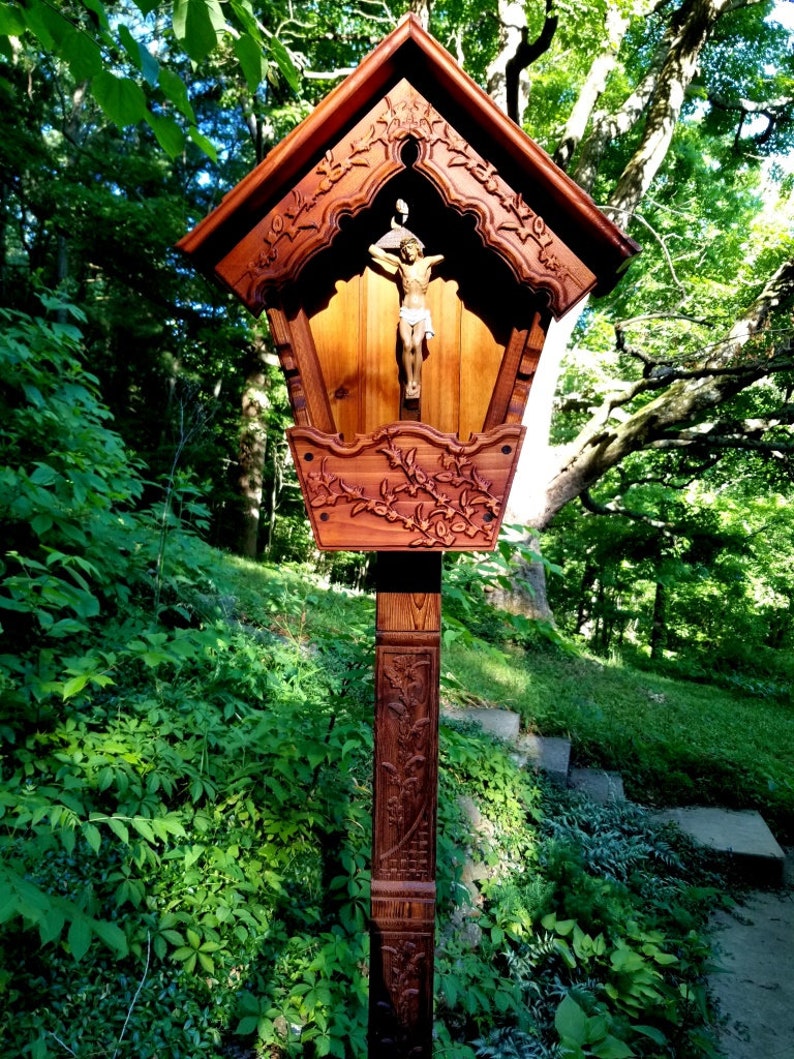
<box><xmin>0</xmin><ymin>300</ymin><xmax>143</xmax><ymax>659</ymax></box>
<box><xmin>1</xmin><ymin>4</ymin><xmax>792</xmax><ymax>1052</ymax></box>
<box><xmin>544</xmin><ymin>478</ymin><xmax>794</xmax><ymax>701</ymax></box>
<box><xmin>0</xmin><ymin>309</ymin><xmax>376</xmax><ymax>1057</ymax></box>
<box><xmin>495</xmin><ymin>788</ymin><xmax>723</xmax><ymax>1059</ymax></box>
<box><xmin>1</xmin><ymin>608</ymin><xmax>374</xmax><ymax>1056</ymax></box>
<box><xmin>554</xmin><ymin>993</ymin><xmax>633</xmax><ymax>1059</ymax></box>
<box><xmin>0</xmin><ymin>0</ymin><xmax>300</xmax><ymax>158</ymax></box>
<box><xmin>0</xmin><ymin>318</ymin><xmax>732</xmax><ymax>1055</ymax></box>
<box><xmin>441</xmin><ymin>629</ymin><xmax>794</xmax><ymax>844</ymax></box>
<box><xmin>442</xmin><ymin>533</ymin><xmax>564</xmax><ymax>657</ymax></box>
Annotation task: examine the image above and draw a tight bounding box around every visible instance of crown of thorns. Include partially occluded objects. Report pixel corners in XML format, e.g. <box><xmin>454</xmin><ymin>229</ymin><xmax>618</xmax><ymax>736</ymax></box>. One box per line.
<box><xmin>400</xmin><ymin>237</ymin><xmax>420</xmax><ymax>250</ymax></box>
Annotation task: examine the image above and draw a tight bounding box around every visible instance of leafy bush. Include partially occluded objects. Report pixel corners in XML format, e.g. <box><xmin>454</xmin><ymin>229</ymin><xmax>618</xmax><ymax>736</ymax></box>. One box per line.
<box><xmin>442</xmin><ymin>538</ymin><xmax>564</xmax><ymax>655</ymax></box>
<box><xmin>468</xmin><ymin>785</ymin><xmax>723</xmax><ymax>1059</ymax></box>
<box><xmin>0</xmin><ymin>616</ymin><xmax>374</xmax><ymax>1058</ymax></box>
<box><xmin>0</xmin><ymin>298</ymin><xmax>144</xmax><ymax>660</ymax></box>
<box><xmin>0</xmin><ymin>305</ymin><xmax>375</xmax><ymax>1058</ymax></box>
<box><xmin>431</xmin><ymin>727</ymin><xmax>721</xmax><ymax>1059</ymax></box>
<box><xmin>0</xmin><ymin>307</ymin><xmax>730</xmax><ymax>1057</ymax></box>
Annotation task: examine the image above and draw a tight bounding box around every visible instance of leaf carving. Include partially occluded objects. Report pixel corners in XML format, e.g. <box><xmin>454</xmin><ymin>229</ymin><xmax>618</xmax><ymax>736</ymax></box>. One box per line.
<box><xmin>297</xmin><ymin>430</ymin><xmax>515</xmax><ymax>548</ymax></box>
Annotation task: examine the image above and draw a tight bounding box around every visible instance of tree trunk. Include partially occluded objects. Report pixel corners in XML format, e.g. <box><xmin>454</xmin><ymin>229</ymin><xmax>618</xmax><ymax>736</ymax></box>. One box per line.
<box><xmin>238</xmin><ymin>345</ymin><xmax>271</xmax><ymax>558</ymax></box>
<box><xmin>576</xmin><ymin>563</ymin><xmax>596</xmax><ymax>634</ymax></box>
<box><xmin>409</xmin><ymin>0</ymin><xmax>432</xmax><ymax>29</ymax></box>
<box><xmin>486</xmin><ymin>0</ymin><xmax>530</xmax><ymax>120</ymax></box>
<box><xmin>489</xmin><ymin>532</ymin><xmax>555</xmax><ymax>621</ymax></box>
<box><xmin>606</xmin><ymin>0</ymin><xmax>738</xmax><ymax>220</ymax></box>
<box><xmin>498</xmin><ymin>310</ymin><xmax>578</xmax><ymax>622</ymax></box>
<box><xmin>484</xmin><ymin>0</ymin><xmax>775</xmax><ymax>624</ymax></box>
<box><xmin>649</xmin><ymin>579</ymin><xmax>667</xmax><ymax>659</ymax></box>
<box><xmin>553</xmin><ymin>6</ymin><xmax>630</xmax><ymax>171</ymax></box>
<box><xmin>54</xmin><ymin>83</ymin><xmax>88</xmax><ymax>323</ymax></box>
<box><xmin>572</xmin><ymin>63</ymin><xmax>660</xmax><ymax>194</ymax></box>
<box><xmin>531</xmin><ymin>255</ymin><xmax>794</xmax><ymax>531</ymax></box>
<box><xmin>486</xmin><ymin>0</ymin><xmax>558</xmax><ymax>124</ymax></box>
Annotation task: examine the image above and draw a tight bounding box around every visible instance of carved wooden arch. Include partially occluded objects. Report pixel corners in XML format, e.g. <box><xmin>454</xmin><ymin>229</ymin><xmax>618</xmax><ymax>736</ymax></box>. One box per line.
<box><xmin>213</xmin><ymin>80</ymin><xmax>597</xmax><ymax>321</ymax></box>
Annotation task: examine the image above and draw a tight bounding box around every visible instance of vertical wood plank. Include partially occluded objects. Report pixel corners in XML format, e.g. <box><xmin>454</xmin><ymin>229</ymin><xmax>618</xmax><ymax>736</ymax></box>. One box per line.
<box><xmin>370</xmin><ymin>551</ymin><xmax>442</xmax><ymax>1059</ymax></box>
<box><xmin>286</xmin><ymin>306</ymin><xmax>337</xmax><ymax>433</ymax></box>
<box><xmin>459</xmin><ymin>307</ymin><xmax>502</xmax><ymax>438</ymax></box>
<box><xmin>267</xmin><ymin>304</ymin><xmax>312</xmax><ymax>427</ymax></box>
<box><xmin>482</xmin><ymin>323</ymin><xmax>530</xmax><ymax>432</ymax></box>
<box><xmin>312</xmin><ymin>277</ymin><xmax>363</xmax><ymax>441</ymax></box>
<box><xmin>506</xmin><ymin>310</ymin><xmax>548</xmax><ymax>425</ymax></box>
<box><xmin>364</xmin><ymin>268</ymin><xmax>402</xmax><ymax>432</ymax></box>
<box><xmin>483</xmin><ymin>308</ymin><xmax>549</xmax><ymax>430</ymax></box>
<box><xmin>422</xmin><ymin>277</ymin><xmax>461</xmax><ymax>434</ymax></box>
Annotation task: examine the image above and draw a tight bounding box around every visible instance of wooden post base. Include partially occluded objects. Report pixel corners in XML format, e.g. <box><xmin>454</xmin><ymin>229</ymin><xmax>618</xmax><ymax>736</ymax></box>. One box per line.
<box><xmin>369</xmin><ymin>551</ymin><xmax>442</xmax><ymax>1058</ymax></box>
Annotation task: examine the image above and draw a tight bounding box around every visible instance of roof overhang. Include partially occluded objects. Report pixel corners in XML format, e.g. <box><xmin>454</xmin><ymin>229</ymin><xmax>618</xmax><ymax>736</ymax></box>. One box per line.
<box><xmin>178</xmin><ymin>14</ymin><xmax>639</xmax><ymax>315</ymax></box>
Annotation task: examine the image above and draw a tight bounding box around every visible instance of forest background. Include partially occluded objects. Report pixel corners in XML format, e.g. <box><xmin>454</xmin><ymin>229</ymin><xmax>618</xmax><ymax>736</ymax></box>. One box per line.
<box><xmin>1</xmin><ymin>0</ymin><xmax>794</xmax><ymax>1057</ymax></box>
<box><xmin>2</xmin><ymin>0</ymin><xmax>794</xmax><ymax>667</ymax></box>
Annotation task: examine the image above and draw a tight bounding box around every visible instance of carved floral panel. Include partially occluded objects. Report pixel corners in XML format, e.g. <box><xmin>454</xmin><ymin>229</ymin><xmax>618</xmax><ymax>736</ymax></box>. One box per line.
<box><xmin>288</xmin><ymin>421</ymin><xmax>525</xmax><ymax>551</ymax></box>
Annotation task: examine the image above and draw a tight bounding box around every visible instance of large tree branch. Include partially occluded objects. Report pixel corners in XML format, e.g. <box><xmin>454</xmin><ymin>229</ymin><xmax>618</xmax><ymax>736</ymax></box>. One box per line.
<box><xmin>553</xmin><ymin>4</ymin><xmax>631</xmax><ymax>171</ymax></box>
<box><xmin>652</xmin><ymin>406</ymin><xmax>794</xmax><ymax>452</ymax></box>
<box><xmin>571</xmin><ymin>3</ymin><xmax>667</xmax><ymax>194</ymax></box>
<box><xmin>708</xmin><ymin>92</ymin><xmax>794</xmax><ymax>151</ymax></box>
<box><xmin>572</xmin><ymin>0</ymin><xmax>762</xmax><ymax>208</ymax></box>
<box><xmin>606</xmin><ymin>0</ymin><xmax>746</xmax><ymax>218</ymax></box>
<box><xmin>408</xmin><ymin>0</ymin><xmax>432</xmax><ymax>30</ymax></box>
<box><xmin>528</xmin><ymin>255</ymin><xmax>794</xmax><ymax>529</ymax></box>
<box><xmin>581</xmin><ymin>488</ymin><xmax>674</xmax><ymax>533</ymax></box>
<box><xmin>505</xmin><ymin>0</ymin><xmax>558</xmax><ymax>123</ymax></box>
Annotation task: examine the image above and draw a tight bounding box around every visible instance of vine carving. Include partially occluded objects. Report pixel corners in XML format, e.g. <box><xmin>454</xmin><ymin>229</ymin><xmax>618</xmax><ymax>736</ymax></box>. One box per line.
<box><xmin>289</xmin><ymin>422</ymin><xmax>525</xmax><ymax>552</ymax></box>
<box><xmin>381</xmin><ymin>939</ymin><xmax>426</xmax><ymax>1027</ymax></box>
<box><xmin>378</xmin><ymin>654</ymin><xmax>432</xmax><ymax>878</ymax></box>
<box><xmin>217</xmin><ymin>80</ymin><xmax>593</xmax><ymax>317</ymax></box>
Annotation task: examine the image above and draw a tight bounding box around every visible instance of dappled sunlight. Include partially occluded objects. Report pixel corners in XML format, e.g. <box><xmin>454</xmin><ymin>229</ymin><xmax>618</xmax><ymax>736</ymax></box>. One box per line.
<box><xmin>443</xmin><ymin>642</ymin><xmax>538</xmax><ymax>713</ymax></box>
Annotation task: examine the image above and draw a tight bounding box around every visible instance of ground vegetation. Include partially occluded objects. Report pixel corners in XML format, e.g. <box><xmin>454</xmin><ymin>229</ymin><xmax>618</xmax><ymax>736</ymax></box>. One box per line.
<box><xmin>2</xmin><ymin>4</ymin><xmax>794</xmax><ymax>1054</ymax></box>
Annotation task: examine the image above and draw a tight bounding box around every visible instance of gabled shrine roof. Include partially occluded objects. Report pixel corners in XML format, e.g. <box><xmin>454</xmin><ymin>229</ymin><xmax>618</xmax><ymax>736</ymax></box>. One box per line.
<box><xmin>178</xmin><ymin>14</ymin><xmax>639</xmax><ymax>315</ymax></box>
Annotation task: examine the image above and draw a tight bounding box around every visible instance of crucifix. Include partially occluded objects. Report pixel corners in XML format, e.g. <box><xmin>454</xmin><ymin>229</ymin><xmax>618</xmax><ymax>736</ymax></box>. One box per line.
<box><xmin>176</xmin><ymin>15</ymin><xmax>638</xmax><ymax>1057</ymax></box>
<box><xmin>368</xmin><ymin>200</ymin><xmax>444</xmax><ymax>407</ymax></box>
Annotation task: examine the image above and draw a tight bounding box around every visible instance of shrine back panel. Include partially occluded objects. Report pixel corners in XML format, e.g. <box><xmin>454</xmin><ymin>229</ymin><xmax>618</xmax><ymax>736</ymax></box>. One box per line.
<box><xmin>310</xmin><ymin>269</ymin><xmax>503</xmax><ymax>440</ymax></box>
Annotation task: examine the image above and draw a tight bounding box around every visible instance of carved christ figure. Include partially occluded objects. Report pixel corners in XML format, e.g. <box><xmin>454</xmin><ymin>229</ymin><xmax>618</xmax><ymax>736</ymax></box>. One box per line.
<box><xmin>368</xmin><ymin>227</ymin><xmax>444</xmax><ymax>401</ymax></box>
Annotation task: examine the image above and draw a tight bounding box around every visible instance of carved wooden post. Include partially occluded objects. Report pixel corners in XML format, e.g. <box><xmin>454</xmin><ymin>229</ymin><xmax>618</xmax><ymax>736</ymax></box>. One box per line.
<box><xmin>370</xmin><ymin>551</ymin><xmax>441</xmax><ymax>1057</ymax></box>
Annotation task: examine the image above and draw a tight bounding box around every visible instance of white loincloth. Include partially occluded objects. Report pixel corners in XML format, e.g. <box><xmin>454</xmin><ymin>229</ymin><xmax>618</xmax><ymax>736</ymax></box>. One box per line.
<box><xmin>399</xmin><ymin>307</ymin><xmax>434</xmax><ymax>338</ymax></box>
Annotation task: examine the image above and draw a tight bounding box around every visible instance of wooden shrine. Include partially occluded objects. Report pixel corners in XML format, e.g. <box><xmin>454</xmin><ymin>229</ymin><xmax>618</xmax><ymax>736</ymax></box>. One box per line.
<box><xmin>178</xmin><ymin>13</ymin><xmax>638</xmax><ymax>1057</ymax></box>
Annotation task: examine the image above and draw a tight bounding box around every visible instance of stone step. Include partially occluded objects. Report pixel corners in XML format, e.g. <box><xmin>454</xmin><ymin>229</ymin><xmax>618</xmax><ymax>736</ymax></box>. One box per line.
<box><xmin>441</xmin><ymin>707</ymin><xmax>520</xmax><ymax>742</ymax></box>
<box><xmin>654</xmin><ymin>807</ymin><xmax>786</xmax><ymax>887</ymax></box>
<box><xmin>512</xmin><ymin>734</ymin><xmax>571</xmax><ymax>785</ymax></box>
<box><xmin>441</xmin><ymin>710</ymin><xmax>573</xmax><ymax>786</ymax></box>
<box><xmin>569</xmin><ymin>767</ymin><xmax>625</xmax><ymax>804</ymax></box>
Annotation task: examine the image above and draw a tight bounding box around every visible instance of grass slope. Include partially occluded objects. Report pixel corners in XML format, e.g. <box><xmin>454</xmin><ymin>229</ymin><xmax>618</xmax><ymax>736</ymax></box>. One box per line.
<box><xmin>445</xmin><ymin>640</ymin><xmax>794</xmax><ymax>843</ymax></box>
<box><xmin>3</xmin><ymin>543</ymin><xmax>788</xmax><ymax>1059</ymax></box>
<box><xmin>226</xmin><ymin>552</ymin><xmax>794</xmax><ymax>839</ymax></box>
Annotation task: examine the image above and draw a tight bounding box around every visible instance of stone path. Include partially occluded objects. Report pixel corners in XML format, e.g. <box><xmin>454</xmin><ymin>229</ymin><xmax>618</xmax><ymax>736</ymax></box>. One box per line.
<box><xmin>441</xmin><ymin>705</ymin><xmax>794</xmax><ymax>1059</ymax></box>
<box><xmin>709</xmin><ymin>864</ymin><xmax>794</xmax><ymax>1059</ymax></box>
<box><xmin>654</xmin><ymin>806</ymin><xmax>785</xmax><ymax>886</ymax></box>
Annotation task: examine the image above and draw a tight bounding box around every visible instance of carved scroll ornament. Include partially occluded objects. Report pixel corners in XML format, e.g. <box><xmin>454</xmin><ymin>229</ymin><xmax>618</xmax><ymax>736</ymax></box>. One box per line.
<box><xmin>288</xmin><ymin>421</ymin><xmax>525</xmax><ymax>551</ymax></box>
<box><xmin>215</xmin><ymin>80</ymin><xmax>596</xmax><ymax>318</ymax></box>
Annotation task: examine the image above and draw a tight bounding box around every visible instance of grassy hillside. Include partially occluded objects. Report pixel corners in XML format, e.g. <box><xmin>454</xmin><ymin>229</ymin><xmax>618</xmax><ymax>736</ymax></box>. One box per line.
<box><xmin>230</xmin><ymin>553</ymin><xmax>794</xmax><ymax>843</ymax></box>
<box><xmin>6</xmin><ymin>302</ymin><xmax>789</xmax><ymax>1058</ymax></box>
<box><xmin>3</xmin><ymin>540</ymin><xmax>789</xmax><ymax>1058</ymax></box>
<box><xmin>444</xmin><ymin>638</ymin><xmax>794</xmax><ymax>843</ymax></box>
